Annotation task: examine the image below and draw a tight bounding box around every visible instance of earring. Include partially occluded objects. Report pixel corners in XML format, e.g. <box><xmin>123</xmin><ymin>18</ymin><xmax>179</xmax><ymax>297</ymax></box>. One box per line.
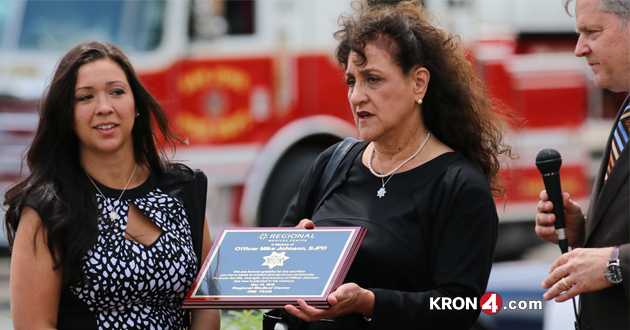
<box><xmin>417</xmin><ymin>99</ymin><xmax>423</xmax><ymax>105</ymax></box>
<box><xmin>135</xmin><ymin>112</ymin><xmax>140</xmax><ymax>117</ymax></box>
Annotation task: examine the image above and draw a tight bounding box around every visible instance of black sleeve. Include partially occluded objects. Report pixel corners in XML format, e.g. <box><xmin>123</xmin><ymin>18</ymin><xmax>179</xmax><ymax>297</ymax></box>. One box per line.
<box><xmin>165</xmin><ymin>166</ymin><xmax>208</xmax><ymax>269</ymax></box>
<box><xmin>184</xmin><ymin>169</ymin><xmax>208</xmax><ymax>269</ymax></box>
<box><xmin>368</xmin><ymin>169</ymin><xmax>498</xmax><ymax>329</ymax></box>
<box><xmin>620</xmin><ymin>244</ymin><xmax>630</xmax><ymax>300</ymax></box>
<box><xmin>279</xmin><ymin>143</ymin><xmax>338</xmax><ymax>227</ymax></box>
<box><xmin>24</xmin><ymin>190</ymin><xmax>45</xmax><ymax>215</ymax></box>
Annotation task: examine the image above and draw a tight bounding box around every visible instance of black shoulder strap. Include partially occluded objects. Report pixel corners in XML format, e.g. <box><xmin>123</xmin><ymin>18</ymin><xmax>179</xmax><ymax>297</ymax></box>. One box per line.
<box><xmin>317</xmin><ymin>137</ymin><xmax>359</xmax><ymax>201</ymax></box>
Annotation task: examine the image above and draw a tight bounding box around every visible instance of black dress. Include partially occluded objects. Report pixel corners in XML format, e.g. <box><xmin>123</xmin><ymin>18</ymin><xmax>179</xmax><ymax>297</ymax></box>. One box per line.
<box><xmin>26</xmin><ymin>168</ymin><xmax>207</xmax><ymax>330</ymax></box>
<box><xmin>281</xmin><ymin>141</ymin><xmax>498</xmax><ymax>330</ymax></box>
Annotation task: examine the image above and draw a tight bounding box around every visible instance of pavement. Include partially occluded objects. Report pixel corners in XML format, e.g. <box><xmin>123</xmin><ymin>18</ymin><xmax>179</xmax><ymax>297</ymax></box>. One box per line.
<box><xmin>0</xmin><ymin>240</ymin><xmax>561</xmax><ymax>330</ymax></box>
<box><xmin>0</xmin><ymin>257</ymin><xmax>11</xmax><ymax>329</ymax></box>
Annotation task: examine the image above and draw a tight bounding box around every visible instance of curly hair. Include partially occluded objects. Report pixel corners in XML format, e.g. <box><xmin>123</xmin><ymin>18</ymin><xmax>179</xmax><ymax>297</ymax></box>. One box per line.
<box><xmin>334</xmin><ymin>0</ymin><xmax>514</xmax><ymax>197</ymax></box>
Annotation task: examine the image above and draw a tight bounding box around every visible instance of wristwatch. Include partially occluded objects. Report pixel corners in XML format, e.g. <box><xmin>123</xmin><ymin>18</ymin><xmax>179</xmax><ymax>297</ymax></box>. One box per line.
<box><xmin>604</xmin><ymin>246</ymin><xmax>622</xmax><ymax>284</ymax></box>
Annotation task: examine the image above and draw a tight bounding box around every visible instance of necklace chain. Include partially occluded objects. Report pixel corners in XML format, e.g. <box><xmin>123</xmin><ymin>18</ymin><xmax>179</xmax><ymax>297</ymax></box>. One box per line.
<box><xmin>367</xmin><ymin>132</ymin><xmax>431</xmax><ymax>178</ymax></box>
<box><xmin>368</xmin><ymin>133</ymin><xmax>430</xmax><ymax>198</ymax></box>
<box><xmin>375</xmin><ymin>154</ymin><xmax>396</xmax><ymax>188</ymax></box>
<box><xmin>85</xmin><ymin>163</ymin><xmax>137</xmax><ymax>220</ymax></box>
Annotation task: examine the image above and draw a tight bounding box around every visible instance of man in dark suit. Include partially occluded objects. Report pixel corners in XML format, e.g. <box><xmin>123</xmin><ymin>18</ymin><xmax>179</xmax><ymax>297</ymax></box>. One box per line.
<box><xmin>535</xmin><ymin>0</ymin><xmax>629</xmax><ymax>328</ymax></box>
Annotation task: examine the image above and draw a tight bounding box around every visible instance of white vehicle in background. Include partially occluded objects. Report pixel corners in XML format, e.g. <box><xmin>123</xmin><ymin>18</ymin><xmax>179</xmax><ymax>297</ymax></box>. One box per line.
<box><xmin>0</xmin><ymin>0</ymin><xmax>618</xmax><ymax>261</ymax></box>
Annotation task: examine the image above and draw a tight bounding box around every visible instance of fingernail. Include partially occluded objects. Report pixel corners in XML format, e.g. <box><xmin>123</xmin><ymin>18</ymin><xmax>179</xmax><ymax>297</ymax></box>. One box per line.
<box><xmin>547</xmin><ymin>214</ymin><xmax>553</xmax><ymax>221</ymax></box>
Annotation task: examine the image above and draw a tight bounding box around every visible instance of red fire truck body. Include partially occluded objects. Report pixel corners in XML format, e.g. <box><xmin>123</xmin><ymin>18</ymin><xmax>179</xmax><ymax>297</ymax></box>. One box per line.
<box><xmin>0</xmin><ymin>0</ymin><xmax>619</xmax><ymax>257</ymax></box>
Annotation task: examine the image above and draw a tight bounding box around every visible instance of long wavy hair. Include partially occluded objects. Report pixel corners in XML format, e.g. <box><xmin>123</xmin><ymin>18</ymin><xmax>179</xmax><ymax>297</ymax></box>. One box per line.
<box><xmin>335</xmin><ymin>0</ymin><xmax>515</xmax><ymax>197</ymax></box>
<box><xmin>3</xmin><ymin>41</ymin><xmax>185</xmax><ymax>284</ymax></box>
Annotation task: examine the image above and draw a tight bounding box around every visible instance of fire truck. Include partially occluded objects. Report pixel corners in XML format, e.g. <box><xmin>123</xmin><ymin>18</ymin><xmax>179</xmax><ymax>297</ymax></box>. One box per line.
<box><xmin>0</xmin><ymin>0</ymin><xmax>358</xmax><ymax>238</ymax></box>
<box><xmin>438</xmin><ymin>0</ymin><xmax>626</xmax><ymax>258</ymax></box>
<box><xmin>0</xmin><ymin>0</ymin><xmax>620</xmax><ymax>259</ymax></box>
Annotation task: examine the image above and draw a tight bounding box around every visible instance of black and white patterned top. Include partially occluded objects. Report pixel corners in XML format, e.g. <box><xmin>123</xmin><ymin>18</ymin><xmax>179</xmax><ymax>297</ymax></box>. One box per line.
<box><xmin>26</xmin><ymin>168</ymin><xmax>208</xmax><ymax>330</ymax></box>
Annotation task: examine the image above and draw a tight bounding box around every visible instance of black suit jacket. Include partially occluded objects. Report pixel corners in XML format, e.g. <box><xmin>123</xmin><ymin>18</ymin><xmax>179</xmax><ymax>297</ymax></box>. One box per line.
<box><xmin>580</xmin><ymin>96</ymin><xmax>630</xmax><ymax>329</ymax></box>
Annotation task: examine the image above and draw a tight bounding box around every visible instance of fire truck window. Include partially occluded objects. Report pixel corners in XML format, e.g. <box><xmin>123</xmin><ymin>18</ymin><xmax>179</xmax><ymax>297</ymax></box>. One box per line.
<box><xmin>18</xmin><ymin>0</ymin><xmax>165</xmax><ymax>51</ymax></box>
<box><xmin>0</xmin><ymin>1</ymin><xmax>18</xmax><ymax>47</ymax></box>
<box><xmin>224</xmin><ymin>0</ymin><xmax>254</xmax><ymax>35</ymax></box>
<box><xmin>189</xmin><ymin>0</ymin><xmax>254</xmax><ymax>40</ymax></box>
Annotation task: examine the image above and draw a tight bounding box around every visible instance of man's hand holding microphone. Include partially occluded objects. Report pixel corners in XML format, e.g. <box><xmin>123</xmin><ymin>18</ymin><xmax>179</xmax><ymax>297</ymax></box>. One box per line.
<box><xmin>535</xmin><ymin>149</ymin><xmax>613</xmax><ymax>303</ymax></box>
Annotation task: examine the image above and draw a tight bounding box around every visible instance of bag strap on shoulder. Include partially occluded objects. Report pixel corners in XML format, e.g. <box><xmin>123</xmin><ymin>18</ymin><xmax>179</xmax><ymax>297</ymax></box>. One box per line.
<box><xmin>317</xmin><ymin>137</ymin><xmax>359</xmax><ymax>201</ymax></box>
<box><xmin>261</xmin><ymin>138</ymin><xmax>358</xmax><ymax>330</ymax></box>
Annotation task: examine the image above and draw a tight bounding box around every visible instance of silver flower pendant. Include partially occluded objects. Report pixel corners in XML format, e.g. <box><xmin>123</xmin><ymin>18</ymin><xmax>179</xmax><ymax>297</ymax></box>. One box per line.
<box><xmin>377</xmin><ymin>187</ymin><xmax>386</xmax><ymax>198</ymax></box>
<box><xmin>109</xmin><ymin>211</ymin><xmax>120</xmax><ymax>220</ymax></box>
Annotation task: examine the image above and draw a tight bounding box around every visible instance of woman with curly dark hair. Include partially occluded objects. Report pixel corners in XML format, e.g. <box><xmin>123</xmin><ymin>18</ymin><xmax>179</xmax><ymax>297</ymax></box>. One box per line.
<box><xmin>3</xmin><ymin>41</ymin><xmax>219</xmax><ymax>329</ymax></box>
<box><xmin>279</xmin><ymin>1</ymin><xmax>513</xmax><ymax>329</ymax></box>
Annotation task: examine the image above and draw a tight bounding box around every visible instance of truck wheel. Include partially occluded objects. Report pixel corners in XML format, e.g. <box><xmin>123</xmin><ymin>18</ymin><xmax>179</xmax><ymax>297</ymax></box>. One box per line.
<box><xmin>258</xmin><ymin>145</ymin><xmax>326</xmax><ymax>227</ymax></box>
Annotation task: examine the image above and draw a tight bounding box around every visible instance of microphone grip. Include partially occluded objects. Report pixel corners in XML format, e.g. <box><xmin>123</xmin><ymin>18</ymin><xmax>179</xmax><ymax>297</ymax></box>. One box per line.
<box><xmin>558</xmin><ymin>234</ymin><xmax>569</xmax><ymax>254</ymax></box>
<box><xmin>542</xmin><ymin>172</ymin><xmax>569</xmax><ymax>254</ymax></box>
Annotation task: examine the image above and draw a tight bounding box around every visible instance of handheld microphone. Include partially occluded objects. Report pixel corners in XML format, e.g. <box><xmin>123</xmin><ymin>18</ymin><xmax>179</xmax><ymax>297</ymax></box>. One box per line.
<box><xmin>535</xmin><ymin>149</ymin><xmax>569</xmax><ymax>254</ymax></box>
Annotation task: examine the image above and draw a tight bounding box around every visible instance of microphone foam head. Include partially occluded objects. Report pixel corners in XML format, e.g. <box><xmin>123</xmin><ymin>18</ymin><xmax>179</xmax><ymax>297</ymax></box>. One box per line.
<box><xmin>536</xmin><ymin>149</ymin><xmax>562</xmax><ymax>174</ymax></box>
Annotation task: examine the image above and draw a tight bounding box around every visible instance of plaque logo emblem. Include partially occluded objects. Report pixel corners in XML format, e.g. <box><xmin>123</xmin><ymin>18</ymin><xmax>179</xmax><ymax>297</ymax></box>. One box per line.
<box><xmin>262</xmin><ymin>251</ymin><xmax>290</xmax><ymax>269</ymax></box>
<box><xmin>259</xmin><ymin>233</ymin><xmax>268</xmax><ymax>240</ymax></box>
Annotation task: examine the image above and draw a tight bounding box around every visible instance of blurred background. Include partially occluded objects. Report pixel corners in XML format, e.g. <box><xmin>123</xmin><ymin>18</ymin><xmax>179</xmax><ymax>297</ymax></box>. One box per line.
<box><xmin>0</xmin><ymin>0</ymin><xmax>625</xmax><ymax>329</ymax></box>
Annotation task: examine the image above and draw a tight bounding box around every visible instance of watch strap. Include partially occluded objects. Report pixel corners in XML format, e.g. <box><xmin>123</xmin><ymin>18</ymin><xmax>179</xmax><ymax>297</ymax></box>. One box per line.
<box><xmin>610</xmin><ymin>246</ymin><xmax>620</xmax><ymax>263</ymax></box>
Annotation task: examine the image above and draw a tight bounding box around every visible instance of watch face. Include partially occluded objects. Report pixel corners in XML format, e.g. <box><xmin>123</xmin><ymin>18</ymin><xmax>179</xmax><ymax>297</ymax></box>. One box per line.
<box><xmin>606</xmin><ymin>264</ymin><xmax>623</xmax><ymax>284</ymax></box>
